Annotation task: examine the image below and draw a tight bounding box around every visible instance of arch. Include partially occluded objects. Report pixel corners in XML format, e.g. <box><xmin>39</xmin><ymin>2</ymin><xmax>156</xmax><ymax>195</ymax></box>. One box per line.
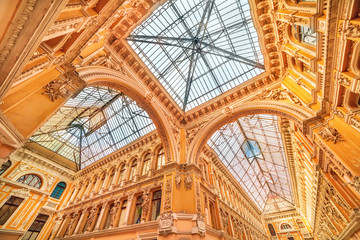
<box><xmin>51</xmin><ymin>181</ymin><xmax>67</xmax><ymax>199</ymax></box>
<box><xmin>280</xmin><ymin>222</ymin><xmax>293</xmax><ymax>230</ymax></box>
<box><xmin>141</xmin><ymin>151</ymin><xmax>152</xmax><ymax>175</ymax></box>
<box><xmin>129</xmin><ymin>158</ymin><xmax>138</xmax><ymax>181</ymax></box>
<box><xmin>117</xmin><ymin>162</ymin><xmax>126</xmax><ymax>184</ymax></box>
<box><xmin>189</xmin><ymin>100</ymin><xmax>313</xmax><ymax>164</ymax></box>
<box><xmin>268</xmin><ymin>224</ymin><xmax>276</xmax><ymax>236</ymax></box>
<box><xmin>77</xmin><ymin>66</ymin><xmax>177</xmax><ymax>165</ymax></box>
<box><xmin>155</xmin><ymin>146</ymin><xmax>165</xmax><ymax>170</ymax></box>
<box><xmin>11</xmin><ymin>169</ymin><xmax>48</xmax><ymax>191</ymax></box>
<box><xmin>16</xmin><ymin>174</ymin><xmax>42</xmax><ymax>189</ymax></box>
<box><xmin>296</xmin><ymin>219</ymin><xmax>305</xmax><ymax>228</ymax></box>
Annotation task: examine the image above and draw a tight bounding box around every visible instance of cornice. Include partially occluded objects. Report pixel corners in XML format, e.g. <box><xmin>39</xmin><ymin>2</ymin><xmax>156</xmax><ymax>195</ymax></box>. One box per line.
<box><xmin>12</xmin><ymin>148</ymin><xmax>75</xmax><ymax>180</ymax></box>
<box><xmin>0</xmin><ymin>110</ymin><xmax>25</xmax><ymax>148</ymax></box>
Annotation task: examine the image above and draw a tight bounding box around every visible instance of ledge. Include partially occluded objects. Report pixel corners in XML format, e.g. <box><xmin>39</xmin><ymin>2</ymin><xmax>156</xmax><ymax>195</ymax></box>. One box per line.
<box><xmin>61</xmin><ymin>221</ymin><xmax>159</xmax><ymax>239</ymax></box>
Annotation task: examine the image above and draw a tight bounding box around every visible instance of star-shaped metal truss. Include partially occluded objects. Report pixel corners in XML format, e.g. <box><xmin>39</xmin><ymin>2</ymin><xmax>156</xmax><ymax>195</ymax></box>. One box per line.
<box><xmin>128</xmin><ymin>0</ymin><xmax>264</xmax><ymax>111</ymax></box>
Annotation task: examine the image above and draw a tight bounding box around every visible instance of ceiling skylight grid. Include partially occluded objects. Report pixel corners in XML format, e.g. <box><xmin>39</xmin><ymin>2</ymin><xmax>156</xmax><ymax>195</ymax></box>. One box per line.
<box><xmin>31</xmin><ymin>87</ymin><xmax>155</xmax><ymax>169</ymax></box>
<box><xmin>208</xmin><ymin>114</ymin><xmax>294</xmax><ymax>213</ymax></box>
<box><xmin>128</xmin><ymin>0</ymin><xmax>264</xmax><ymax>111</ymax></box>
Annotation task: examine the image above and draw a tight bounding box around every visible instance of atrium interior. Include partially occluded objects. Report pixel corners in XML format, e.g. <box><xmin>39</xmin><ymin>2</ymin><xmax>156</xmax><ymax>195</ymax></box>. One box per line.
<box><xmin>0</xmin><ymin>0</ymin><xmax>359</xmax><ymax>239</ymax></box>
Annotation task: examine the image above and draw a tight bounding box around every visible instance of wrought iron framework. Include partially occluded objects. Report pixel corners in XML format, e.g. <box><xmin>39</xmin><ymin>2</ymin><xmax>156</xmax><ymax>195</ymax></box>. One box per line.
<box><xmin>208</xmin><ymin>114</ymin><xmax>294</xmax><ymax>213</ymax></box>
<box><xmin>128</xmin><ymin>0</ymin><xmax>264</xmax><ymax>111</ymax></box>
<box><xmin>31</xmin><ymin>87</ymin><xmax>155</xmax><ymax>169</ymax></box>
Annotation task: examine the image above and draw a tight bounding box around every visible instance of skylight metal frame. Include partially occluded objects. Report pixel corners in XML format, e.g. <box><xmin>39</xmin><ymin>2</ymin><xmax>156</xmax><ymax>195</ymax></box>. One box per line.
<box><xmin>208</xmin><ymin>114</ymin><xmax>294</xmax><ymax>213</ymax></box>
<box><xmin>127</xmin><ymin>0</ymin><xmax>265</xmax><ymax>111</ymax></box>
<box><xmin>31</xmin><ymin>87</ymin><xmax>155</xmax><ymax>169</ymax></box>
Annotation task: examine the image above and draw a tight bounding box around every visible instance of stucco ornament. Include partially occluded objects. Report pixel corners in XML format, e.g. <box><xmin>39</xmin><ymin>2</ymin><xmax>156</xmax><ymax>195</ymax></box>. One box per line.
<box><xmin>175</xmin><ymin>174</ymin><xmax>181</xmax><ymax>189</ymax></box>
<box><xmin>158</xmin><ymin>211</ymin><xmax>174</xmax><ymax>236</ymax></box>
<box><xmin>318</xmin><ymin>125</ymin><xmax>343</xmax><ymax>144</ymax></box>
<box><xmin>184</xmin><ymin>173</ymin><xmax>193</xmax><ymax>190</ymax></box>
<box><xmin>43</xmin><ymin>78</ymin><xmax>75</xmax><ymax>101</ymax></box>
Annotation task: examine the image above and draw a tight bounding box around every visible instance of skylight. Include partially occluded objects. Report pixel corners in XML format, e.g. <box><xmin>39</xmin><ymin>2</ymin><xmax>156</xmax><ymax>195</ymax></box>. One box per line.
<box><xmin>31</xmin><ymin>87</ymin><xmax>155</xmax><ymax>169</ymax></box>
<box><xmin>208</xmin><ymin>114</ymin><xmax>294</xmax><ymax>213</ymax></box>
<box><xmin>128</xmin><ymin>0</ymin><xmax>264</xmax><ymax>111</ymax></box>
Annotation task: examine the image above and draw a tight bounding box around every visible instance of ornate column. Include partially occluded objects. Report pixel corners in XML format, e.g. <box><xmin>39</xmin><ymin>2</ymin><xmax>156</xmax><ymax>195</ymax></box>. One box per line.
<box><xmin>66</xmin><ymin>211</ymin><xmax>80</xmax><ymax>236</ymax></box>
<box><xmin>109</xmin><ymin>199</ymin><xmax>121</xmax><ymax>228</ymax></box>
<box><xmin>69</xmin><ymin>186</ymin><xmax>80</xmax><ymax>203</ymax></box>
<box><xmin>123</xmin><ymin>193</ymin><xmax>135</xmax><ymax>225</ymax></box>
<box><xmin>141</xmin><ymin>190</ymin><xmax>150</xmax><ymax>223</ymax></box>
<box><xmin>55</xmin><ymin>215</ymin><xmax>69</xmax><ymax>238</ymax></box>
<box><xmin>73</xmin><ymin>209</ymin><xmax>87</xmax><ymax>234</ymax></box>
<box><xmin>94</xmin><ymin>202</ymin><xmax>108</xmax><ymax>230</ymax></box>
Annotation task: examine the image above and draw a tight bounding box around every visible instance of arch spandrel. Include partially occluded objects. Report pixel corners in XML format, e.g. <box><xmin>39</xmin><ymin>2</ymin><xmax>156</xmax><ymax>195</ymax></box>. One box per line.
<box><xmin>76</xmin><ymin>66</ymin><xmax>179</xmax><ymax>165</ymax></box>
<box><xmin>187</xmin><ymin>100</ymin><xmax>315</xmax><ymax>165</ymax></box>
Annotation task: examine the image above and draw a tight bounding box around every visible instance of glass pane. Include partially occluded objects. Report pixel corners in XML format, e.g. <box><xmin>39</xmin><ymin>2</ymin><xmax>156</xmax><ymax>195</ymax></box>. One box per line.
<box><xmin>127</xmin><ymin>0</ymin><xmax>264</xmax><ymax>111</ymax></box>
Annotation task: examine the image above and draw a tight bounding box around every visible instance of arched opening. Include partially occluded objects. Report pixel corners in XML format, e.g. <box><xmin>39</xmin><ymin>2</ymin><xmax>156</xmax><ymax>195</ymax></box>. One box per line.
<box><xmin>29</xmin><ymin>86</ymin><xmax>161</xmax><ymax>170</ymax></box>
<box><xmin>51</xmin><ymin>182</ymin><xmax>67</xmax><ymax>199</ymax></box>
<box><xmin>16</xmin><ymin>174</ymin><xmax>42</xmax><ymax>189</ymax></box>
<box><xmin>268</xmin><ymin>224</ymin><xmax>276</xmax><ymax>236</ymax></box>
<box><xmin>205</xmin><ymin>114</ymin><xmax>295</xmax><ymax>214</ymax></box>
<box><xmin>281</xmin><ymin>223</ymin><xmax>292</xmax><ymax>230</ymax></box>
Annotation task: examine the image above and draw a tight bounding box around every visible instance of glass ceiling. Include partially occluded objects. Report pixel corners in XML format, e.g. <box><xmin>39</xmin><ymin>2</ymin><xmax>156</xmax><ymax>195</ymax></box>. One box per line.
<box><xmin>128</xmin><ymin>0</ymin><xmax>264</xmax><ymax>111</ymax></box>
<box><xmin>31</xmin><ymin>87</ymin><xmax>155</xmax><ymax>169</ymax></box>
<box><xmin>208</xmin><ymin>114</ymin><xmax>294</xmax><ymax>214</ymax></box>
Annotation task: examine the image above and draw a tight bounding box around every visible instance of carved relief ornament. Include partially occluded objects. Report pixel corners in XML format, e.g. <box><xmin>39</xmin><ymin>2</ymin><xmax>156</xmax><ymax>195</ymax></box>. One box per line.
<box><xmin>164</xmin><ymin>179</ymin><xmax>172</xmax><ymax>211</ymax></box>
<box><xmin>257</xmin><ymin>88</ymin><xmax>302</xmax><ymax>105</ymax></box>
<box><xmin>158</xmin><ymin>211</ymin><xmax>174</xmax><ymax>236</ymax></box>
<box><xmin>184</xmin><ymin>173</ymin><xmax>193</xmax><ymax>190</ymax></box>
<box><xmin>318</xmin><ymin>125</ymin><xmax>343</xmax><ymax>144</ymax></box>
<box><xmin>43</xmin><ymin>78</ymin><xmax>75</xmax><ymax>101</ymax></box>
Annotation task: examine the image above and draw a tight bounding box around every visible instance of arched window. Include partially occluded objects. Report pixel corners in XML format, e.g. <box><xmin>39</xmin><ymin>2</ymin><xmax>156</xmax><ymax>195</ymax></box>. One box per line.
<box><xmin>0</xmin><ymin>160</ymin><xmax>11</xmax><ymax>175</ymax></box>
<box><xmin>281</xmin><ymin>223</ymin><xmax>292</xmax><ymax>230</ymax></box>
<box><xmin>150</xmin><ymin>190</ymin><xmax>162</xmax><ymax>220</ymax></box>
<box><xmin>129</xmin><ymin>160</ymin><xmax>137</xmax><ymax>180</ymax></box>
<box><xmin>141</xmin><ymin>153</ymin><xmax>151</xmax><ymax>175</ymax></box>
<box><xmin>296</xmin><ymin>219</ymin><xmax>305</xmax><ymax>228</ymax></box>
<box><xmin>268</xmin><ymin>224</ymin><xmax>276</xmax><ymax>236</ymax></box>
<box><xmin>51</xmin><ymin>182</ymin><xmax>66</xmax><ymax>199</ymax></box>
<box><xmin>16</xmin><ymin>174</ymin><xmax>42</xmax><ymax>189</ymax></box>
<box><xmin>89</xmin><ymin>177</ymin><xmax>97</xmax><ymax>195</ymax></box>
<box><xmin>107</xmin><ymin>168</ymin><xmax>115</xmax><ymax>188</ymax></box>
<box><xmin>133</xmin><ymin>196</ymin><xmax>143</xmax><ymax>224</ymax></box>
<box><xmin>118</xmin><ymin>164</ymin><xmax>126</xmax><ymax>184</ymax></box>
<box><xmin>156</xmin><ymin>148</ymin><xmax>165</xmax><ymax>170</ymax></box>
<box><xmin>98</xmin><ymin>173</ymin><xmax>106</xmax><ymax>191</ymax></box>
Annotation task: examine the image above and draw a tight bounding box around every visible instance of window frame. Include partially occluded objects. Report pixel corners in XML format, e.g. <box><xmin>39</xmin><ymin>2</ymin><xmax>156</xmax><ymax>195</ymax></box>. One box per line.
<box><xmin>0</xmin><ymin>196</ymin><xmax>24</xmax><ymax>225</ymax></box>
<box><xmin>22</xmin><ymin>214</ymin><xmax>49</xmax><ymax>240</ymax></box>
<box><xmin>16</xmin><ymin>174</ymin><xmax>42</xmax><ymax>189</ymax></box>
<box><xmin>50</xmin><ymin>181</ymin><xmax>67</xmax><ymax>199</ymax></box>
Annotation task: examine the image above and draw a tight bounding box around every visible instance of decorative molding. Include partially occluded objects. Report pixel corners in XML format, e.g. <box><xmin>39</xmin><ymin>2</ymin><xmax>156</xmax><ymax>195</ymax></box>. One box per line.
<box><xmin>0</xmin><ymin>0</ymin><xmax>37</xmax><ymax>67</ymax></box>
<box><xmin>184</xmin><ymin>173</ymin><xmax>193</xmax><ymax>191</ymax></box>
<box><xmin>43</xmin><ymin>77</ymin><xmax>76</xmax><ymax>101</ymax></box>
<box><xmin>158</xmin><ymin>211</ymin><xmax>174</xmax><ymax>236</ymax></box>
<box><xmin>175</xmin><ymin>173</ymin><xmax>181</xmax><ymax>189</ymax></box>
<box><xmin>257</xmin><ymin>89</ymin><xmax>302</xmax><ymax>106</ymax></box>
<box><xmin>164</xmin><ymin>178</ymin><xmax>172</xmax><ymax>211</ymax></box>
<box><xmin>318</xmin><ymin>125</ymin><xmax>343</xmax><ymax>144</ymax></box>
<box><xmin>11</xmin><ymin>188</ymin><xmax>30</xmax><ymax>198</ymax></box>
